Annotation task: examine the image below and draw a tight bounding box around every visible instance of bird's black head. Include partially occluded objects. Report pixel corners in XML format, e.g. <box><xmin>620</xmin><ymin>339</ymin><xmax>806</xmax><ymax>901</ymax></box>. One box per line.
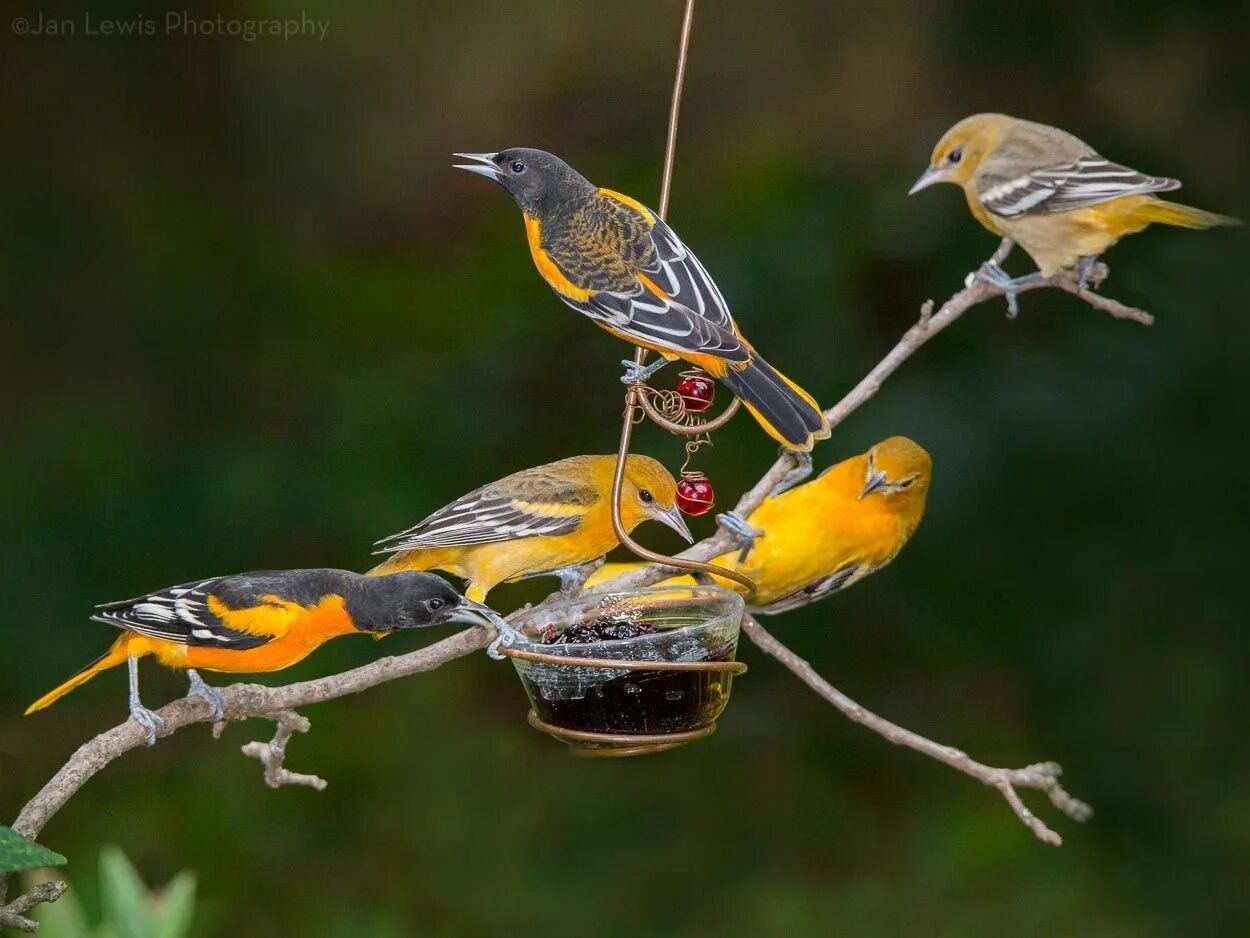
<box><xmin>346</xmin><ymin>572</ymin><xmax>470</xmax><ymax>633</ymax></box>
<box><xmin>452</xmin><ymin>148</ymin><xmax>595</xmax><ymax>217</ymax></box>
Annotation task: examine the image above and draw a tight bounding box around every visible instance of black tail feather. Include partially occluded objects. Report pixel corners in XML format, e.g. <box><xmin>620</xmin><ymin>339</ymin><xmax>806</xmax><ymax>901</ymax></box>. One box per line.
<box><xmin>721</xmin><ymin>356</ymin><xmax>828</xmax><ymax>451</ymax></box>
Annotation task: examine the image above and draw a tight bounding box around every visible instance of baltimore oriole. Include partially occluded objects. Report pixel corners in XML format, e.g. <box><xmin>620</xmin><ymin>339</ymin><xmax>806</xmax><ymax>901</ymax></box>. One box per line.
<box><xmin>453</xmin><ymin>149</ymin><xmax>831</xmax><ymax>451</ymax></box>
<box><xmin>910</xmin><ymin>113</ymin><xmax>1239</xmax><ymax>311</ymax></box>
<box><xmin>585</xmin><ymin>437</ymin><xmax>931</xmax><ymax>613</ymax></box>
<box><xmin>26</xmin><ymin>569</ymin><xmax>495</xmax><ymax>743</ymax></box>
<box><xmin>370</xmin><ymin>454</ymin><xmax>691</xmax><ymax>601</ymax></box>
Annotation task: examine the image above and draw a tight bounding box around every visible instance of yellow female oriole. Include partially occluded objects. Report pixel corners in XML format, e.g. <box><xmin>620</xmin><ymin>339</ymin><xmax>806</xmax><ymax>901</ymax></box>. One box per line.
<box><xmin>910</xmin><ymin>113</ymin><xmax>1239</xmax><ymax>310</ymax></box>
<box><xmin>453</xmin><ymin>149</ymin><xmax>830</xmax><ymax>451</ymax></box>
<box><xmin>370</xmin><ymin>454</ymin><xmax>692</xmax><ymax>601</ymax></box>
<box><xmin>586</xmin><ymin>437</ymin><xmax>931</xmax><ymax>613</ymax></box>
<box><xmin>26</xmin><ymin>569</ymin><xmax>495</xmax><ymax>743</ymax></box>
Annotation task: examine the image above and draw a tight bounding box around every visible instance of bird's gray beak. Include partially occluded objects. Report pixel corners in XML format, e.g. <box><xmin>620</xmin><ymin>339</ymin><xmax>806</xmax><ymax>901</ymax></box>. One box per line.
<box><xmin>908</xmin><ymin>165</ymin><xmax>943</xmax><ymax>195</ymax></box>
<box><xmin>453</xmin><ymin>152</ymin><xmax>502</xmax><ymax>180</ymax></box>
<box><xmin>450</xmin><ymin>598</ymin><xmax>503</xmax><ymax>626</ymax></box>
<box><xmin>656</xmin><ymin>506</ymin><xmax>695</xmax><ymax>544</ymax></box>
<box><xmin>859</xmin><ymin>469</ymin><xmax>889</xmax><ymax>499</ymax></box>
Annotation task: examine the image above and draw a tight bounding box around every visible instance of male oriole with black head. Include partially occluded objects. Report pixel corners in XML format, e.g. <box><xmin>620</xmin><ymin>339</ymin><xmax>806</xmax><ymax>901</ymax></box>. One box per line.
<box><xmin>26</xmin><ymin>569</ymin><xmax>497</xmax><ymax>744</ymax></box>
<box><xmin>370</xmin><ymin>454</ymin><xmax>691</xmax><ymax>601</ymax></box>
<box><xmin>910</xmin><ymin>113</ymin><xmax>1239</xmax><ymax>311</ymax></box>
<box><xmin>453</xmin><ymin>148</ymin><xmax>830</xmax><ymax>451</ymax></box>
<box><xmin>586</xmin><ymin>437</ymin><xmax>931</xmax><ymax>614</ymax></box>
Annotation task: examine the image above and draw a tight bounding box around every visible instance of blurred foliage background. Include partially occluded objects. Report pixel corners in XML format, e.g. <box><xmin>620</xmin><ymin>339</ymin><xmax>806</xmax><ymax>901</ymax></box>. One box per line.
<box><xmin>3</xmin><ymin>1</ymin><xmax>1249</xmax><ymax>934</ymax></box>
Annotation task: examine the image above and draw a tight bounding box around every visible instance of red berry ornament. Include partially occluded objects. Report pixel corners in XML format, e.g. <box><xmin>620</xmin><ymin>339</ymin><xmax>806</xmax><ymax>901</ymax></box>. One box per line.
<box><xmin>676</xmin><ymin>476</ymin><xmax>715</xmax><ymax>516</ymax></box>
<box><xmin>676</xmin><ymin>373</ymin><xmax>715</xmax><ymax>413</ymax></box>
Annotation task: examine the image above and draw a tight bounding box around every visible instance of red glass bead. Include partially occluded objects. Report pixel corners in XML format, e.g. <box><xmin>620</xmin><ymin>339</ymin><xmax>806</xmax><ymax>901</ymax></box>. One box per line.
<box><xmin>676</xmin><ymin>373</ymin><xmax>715</xmax><ymax>413</ymax></box>
<box><xmin>676</xmin><ymin>476</ymin><xmax>715</xmax><ymax>516</ymax></box>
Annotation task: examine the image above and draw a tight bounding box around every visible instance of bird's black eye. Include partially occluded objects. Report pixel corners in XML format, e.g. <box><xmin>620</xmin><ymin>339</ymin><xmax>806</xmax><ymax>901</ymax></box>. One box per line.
<box><xmin>638</xmin><ymin>489</ymin><xmax>654</xmax><ymax>504</ymax></box>
<box><xmin>947</xmin><ymin>147</ymin><xmax>963</xmax><ymax>164</ymax></box>
<box><xmin>427</xmin><ymin>597</ymin><xmax>445</xmax><ymax>611</ymax></box>
<box><xmin>510</xmin><ymin>160</ymin><xmax>527</xmax><ymax>175</ymax></box>
<box><xmin>897</xmin><ymin>478</ymin><xmax>915</xmax><ymax>489</ymax></box>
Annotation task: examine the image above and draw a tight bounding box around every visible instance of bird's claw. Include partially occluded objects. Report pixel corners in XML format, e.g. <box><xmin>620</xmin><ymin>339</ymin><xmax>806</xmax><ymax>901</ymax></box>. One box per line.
<box><xmin>717</xmin><ymin>511</ymin><xmax>763</xmax><ymax>563</ymax></box>
<box><xmin>1076</xmin><ymin>256</ymin><xmax>1101</xmax><ymax>291</ymax></box>
<box><xmin>619</xmin><ymin>358</ymin><xmax>669</xmax><ymax>385</ymax></box>
<box><xmin>186</xmin><ymin>670</ymin><xmax>226</xmax><ymax>722</ymax></box>
<box><xmin>486</xmin><ymin>622</ymin><xmax>527</xmax><ymax>661</ymax></box>
<box><xmin>770</xmin><ymin>451</ymin><xmax>813</xmax><ymax>496</ymax></box>
<box><xmin>551</xmin><ymin>557</ymin><xmax>604</xmax><ymax>598</ymax></box>
<box><xmin>129</xmin><ymin>704</ymin><xmax>165</xmax><ymax>747</ymax></box>
<box><xmin>977</xmin><ymin>261</ymin><xmax>1042</xmax><ymax>318</ymax></box>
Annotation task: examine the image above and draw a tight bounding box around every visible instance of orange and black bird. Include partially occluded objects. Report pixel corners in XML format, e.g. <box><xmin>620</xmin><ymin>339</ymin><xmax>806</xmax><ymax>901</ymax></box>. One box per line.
<box><xmin>25</xmin><ymin>569</ymin><xmax>501</xmax><ymax>744</ymax></box>
<box><xmin>453</xmin><ymin>149</ymin><xmax>830</xmax><ymax>451</ymax></box>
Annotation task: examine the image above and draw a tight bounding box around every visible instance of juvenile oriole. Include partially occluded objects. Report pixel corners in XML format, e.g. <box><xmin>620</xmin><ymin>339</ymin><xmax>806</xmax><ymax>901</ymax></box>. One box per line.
<box><xmin>910</xmin><ymin>113</ymin><xmax>1239</xmax><ymax>307</ymax></box>
<box><xmin>26</xmin><ymin>569</ymin><xmax>494</xmax><ymax>743</ymax></box>
<box><xmin>585</xmin><ymin>437</ymin><xmax>931</xmax><ymax>613</ymax></box>
<box><xmin>369</xmin><ymin>454</ymin><xmax>692</xmax><ymax>601</ymax></box>
<box><xmin>453</xmin><ymin>149</ymin><xmax>830</xmax><ymax>451</ymax></box>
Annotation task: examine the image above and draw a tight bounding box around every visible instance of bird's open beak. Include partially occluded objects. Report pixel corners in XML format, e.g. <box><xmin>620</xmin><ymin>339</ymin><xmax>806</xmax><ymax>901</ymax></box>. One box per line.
<box><xmin>859</xmin><ymin>469</ymin><xmax>889</xmax><ymax>499</ymax></box>
<box><xmin>452</xmin><ymin>152</ymin><xmax>502</xmax><ymax>180</ymax></box>
<box><xmin>656</xmin><ymin>506</ymin><xmax>695</xmax><ymax>544</ymax></box>
<box><xmin>450</xmin><ymin>598</ymin><xmax>505</xmax><ymax>626</ymax></box>
<box><xmin>908</xmin><ymin>165</ymin><xmax>943</xmax><ymax>195</ymax></box>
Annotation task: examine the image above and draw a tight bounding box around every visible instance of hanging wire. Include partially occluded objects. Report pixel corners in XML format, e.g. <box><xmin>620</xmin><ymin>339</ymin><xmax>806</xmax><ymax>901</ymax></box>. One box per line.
<box><xmin>609</xmin><ymin>0</ymin><xmax>756</xmax><ymax>598</ymax></box>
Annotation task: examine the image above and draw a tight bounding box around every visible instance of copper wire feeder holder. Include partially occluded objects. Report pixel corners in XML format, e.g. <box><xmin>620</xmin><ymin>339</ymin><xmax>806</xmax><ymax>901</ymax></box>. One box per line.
<box><xmin>511</xmin><ymin>0</ymin><xmax>751</xmax><ymax>757</ymax></box>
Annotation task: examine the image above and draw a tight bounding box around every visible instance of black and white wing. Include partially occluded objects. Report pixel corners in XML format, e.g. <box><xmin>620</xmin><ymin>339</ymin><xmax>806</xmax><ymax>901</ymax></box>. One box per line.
<box><xmin>373</xmin><ymin>467</ymin><xmax>594</xmax><ymax>553</ymax></box>
<box><xmin>750</xmin><ymin>564</ymin><xmax>864</xmax><ymax>615</ymax></box>
<box><xmin>979</xmin><ymin>157</ymin><xmax>1180</xmax><ymax>218</ymax></box>
<box><xmin>562</xmin><ymin>194</ymin><xmax>751</xmax><ymax>367</ymax></box>
<box><xmin>92</xmin><ymin>578</ymin><xmax>274</xmax><ymax>649</ymax></box>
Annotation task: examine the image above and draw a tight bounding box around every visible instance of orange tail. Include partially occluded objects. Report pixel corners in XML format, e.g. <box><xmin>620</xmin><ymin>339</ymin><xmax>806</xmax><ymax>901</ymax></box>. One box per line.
<box><xmin>25</xmin><ymin>638</ymin><xmax>129</xmax><ymax>715</ymax></box>
<box><xmin>1132</xmin><ymin>199</ymin><xmax>1241</xmax><ymax>230</ymax></box>
<box><xmin>721</xmin><ymin>355</ymin><xmax>830</xmax><ymax>452</ymax></box>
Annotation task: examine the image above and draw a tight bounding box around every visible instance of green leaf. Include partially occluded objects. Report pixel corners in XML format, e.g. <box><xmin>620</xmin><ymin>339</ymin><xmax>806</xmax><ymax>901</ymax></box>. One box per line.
<box><xmin>0</xmin><ymin>826</ymin><xmax>67</xmax><ymax>873</ymax></box>
<box><xmin>98</xmin><ymin>846</ymin><xmax>154</xmax><ymax>938</ymax></box>
<box><xmin>151</xmin><ymin>871</ymin><xmax>197</xmax><ymax>938</ymax></box>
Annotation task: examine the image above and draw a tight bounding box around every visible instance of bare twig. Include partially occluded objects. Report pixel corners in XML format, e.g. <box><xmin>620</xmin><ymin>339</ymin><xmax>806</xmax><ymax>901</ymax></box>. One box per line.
<box><xmin>240</xmin><ymin>710</ymin><xmax>327</xmax><ymax>791</ymax></box>
<box><xmin>0</xmin><ymin>880</ymin><xmax>67</xmax><ymax>933</ymax></box>
<box><xmin>741</xmin><ymin>615</ymin><xmax>1093</xmax><ymax>844</ymax></box>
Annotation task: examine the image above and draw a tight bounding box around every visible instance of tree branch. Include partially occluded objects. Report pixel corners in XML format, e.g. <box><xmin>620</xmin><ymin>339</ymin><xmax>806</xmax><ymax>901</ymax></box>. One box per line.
<box><xmin>239</xmin><ymin>710</ymin><xmax>327</xmax><ymax>791</ymax></box>
<box><xmin>0</xmin><ymin>244</ymin><xmax>1148</xmax><ymax>890</ymax></box>
<box><xmin>0</xmin><ymin>880</ymin><xmax>67</xmax><ymax>933</ymax></box>
<box><xmin>1</xmin><ymin>240</ymin><xmax>1148</xmax><ymax>897</ymax></box>
<box><xmin>741</xmin><ymin>615</ymin><xmax>1092</xmax><ymax>845</ymax></box>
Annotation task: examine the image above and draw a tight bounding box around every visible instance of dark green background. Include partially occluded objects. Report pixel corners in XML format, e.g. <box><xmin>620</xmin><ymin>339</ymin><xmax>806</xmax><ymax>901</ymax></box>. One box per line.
<box><xmin>3</xmin><ymin>1</ymin><xmax>1248</xmax><ymax>934</ymax></box>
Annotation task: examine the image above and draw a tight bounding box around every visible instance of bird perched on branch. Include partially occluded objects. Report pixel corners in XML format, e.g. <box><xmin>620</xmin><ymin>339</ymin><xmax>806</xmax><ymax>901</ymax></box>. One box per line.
<box><xmin>585</xmin><ymin>437</ymin><xmax>931</xmax><ymax>613</ymax></box>
<box><xmin>370</xmin><ymin>454</ymin><xmax>692</xmax><ymax>601</ymax></box>
<box><xmin>453</xmin><ymin>148</ymin><xmax>830</xmax><ymax>451</ymax></box>
<box><xmin>26</xmin><ymin>569</ymin><xmax>498</xmax><ymax>744</ymax></box>
<box><xmin>910</xmin><ymin>113</ymin><xmax>1239</xmax><ymax>312</ymax></box>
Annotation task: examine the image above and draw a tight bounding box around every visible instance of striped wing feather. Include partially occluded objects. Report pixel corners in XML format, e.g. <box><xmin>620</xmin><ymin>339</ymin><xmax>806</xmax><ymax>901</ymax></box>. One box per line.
<box><xmin>751</xmin><ymin>564</ymin><xmax>863</xmax><ymax>615</ymax></box>
<box><xmin>374</xmin><ymin>466</ymin><xmax>595</xmax><ymax>552</ymax></box>
<box><xmin>980</xmin><ymin>157</ymin><xmax>1181</xmax><ymax>217</ymax></box>
<box><xmin>92</xmin><ymin>578</ymin><xmax>276</xmax><ymax>649</ymax></box>
<box><xmin>563</xmin><ymin>197</ymin><xmax>750</xmax><ymax>364</ymax></box>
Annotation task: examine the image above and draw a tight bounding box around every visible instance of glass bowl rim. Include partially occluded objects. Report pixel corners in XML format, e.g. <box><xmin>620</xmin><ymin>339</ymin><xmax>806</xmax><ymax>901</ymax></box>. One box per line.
<box><xmin>514</xmin><ymin>584</ymin><xmax>745</xmax><ymax>653</ymax></box>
